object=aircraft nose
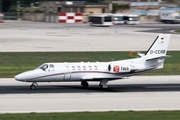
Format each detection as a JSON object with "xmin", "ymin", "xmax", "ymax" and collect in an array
[
  {"xmin": 15, "ymin": 70, "xmax": 38, "ymax": 82},
  {"xmin": 15, "ymin": 74, "xmax": 26, "ymax": 82}
]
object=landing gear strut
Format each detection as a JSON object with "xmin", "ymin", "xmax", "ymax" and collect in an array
[
  {"xmin": 81, "ymin": 81, "xmax": 89, "ymax": 88},
  {"xmin": 30, "ymin": 82, "xmax": 38, "ymax": 90},
  {"xmin": 99, "ymin": 80, "xmax": 108, "ymax": 89}
]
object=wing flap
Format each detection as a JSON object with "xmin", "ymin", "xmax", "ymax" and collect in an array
[
  {"xmin": 81, "ymin": 76, "xmax": 122, "ymax": 81},
  {"xmin": 146, "ymin": 55, "xmax": 171, "ymax": 61}
]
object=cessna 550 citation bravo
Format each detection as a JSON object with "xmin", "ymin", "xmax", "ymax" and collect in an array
[{"xmin": 15, "ymin": 34, "xmax": 171, "ymax": 90}]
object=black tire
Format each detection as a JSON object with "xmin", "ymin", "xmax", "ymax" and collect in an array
[
  {"xmin": 99, "ymin": 83, "xmax": 103, "ymax": 89},
  {"xmin": 81, "ymin": 81, "xmax": 89, "ymax": 88},
  {"xmin": 30, "ymin": 84, "xmax": 36, "ymax": 90}
]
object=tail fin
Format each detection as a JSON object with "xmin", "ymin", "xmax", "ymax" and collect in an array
[{"xmin": 145, "ymin": 34, "xmax": 171, "ymax": 60}]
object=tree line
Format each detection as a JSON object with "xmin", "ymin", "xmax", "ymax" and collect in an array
[{"xmin": 2, "ymin": 0, "xmax": 103, "ymax": 12}]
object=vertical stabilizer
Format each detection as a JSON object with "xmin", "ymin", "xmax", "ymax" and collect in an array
[{"xmin": 145, "ymin": 34, "xmax": 171, "ymax": 60}]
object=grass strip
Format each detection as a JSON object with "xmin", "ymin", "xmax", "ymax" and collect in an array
[
  {"xmin": 1, "ymin": 111, "xmax": 180, "ymax": 120},
  {"xmin": 175, "ymin": 29, "xmax": 180, "ymax": 33},
  {"xmin": 0, "ymin": 51, "xmax": 179, "ymax": 77}
]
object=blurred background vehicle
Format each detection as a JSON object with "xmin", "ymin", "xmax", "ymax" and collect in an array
[
  {"xmin": 113, "ymin": 14, "xmax": 139, "ymax": 25},
  {"xmin": 89, "ymin": 13, "xmax": 113, "ymax": 26},
  {"xmin": 160, "ymin": 11, "xmax": 180, "ymax": 24}
]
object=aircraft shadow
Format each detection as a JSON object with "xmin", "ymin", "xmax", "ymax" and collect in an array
[{"xmin": 1, "ymin": 83, "xmax": 180, "ymax": 94}]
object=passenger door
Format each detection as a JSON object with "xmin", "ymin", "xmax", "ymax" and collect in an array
[{"xmin": 64, "ymin": 65, "xmax": 71, "ymax": 80}]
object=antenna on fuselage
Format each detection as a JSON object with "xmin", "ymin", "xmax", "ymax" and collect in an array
[{"xmin": 111, "ymin": 58, "xmax": 115, "ymax": 62}]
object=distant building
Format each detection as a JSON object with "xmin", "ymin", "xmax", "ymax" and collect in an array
[
  {"xmin": 39, "ymin": 1, "xmax": 109, "ymax": 13},
  {"xmin": 0, "ymin": 0, "xmax": 2, "ymax": 12}
]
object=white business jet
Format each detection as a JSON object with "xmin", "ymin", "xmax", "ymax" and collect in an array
[{"xmin": 15, "ymin": 34, "xmax": 171, "ymax": 90}]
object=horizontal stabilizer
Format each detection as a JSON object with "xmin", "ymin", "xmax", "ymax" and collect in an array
[
  {"xmin": 137, "ymin": 53, "xmax": 145, "ymax": 57},
  {"xmin": 146, "ymin": 55, "xmax": 171, "ymax": 61}
]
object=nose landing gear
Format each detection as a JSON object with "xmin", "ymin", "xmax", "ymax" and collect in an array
[{"xmin": 30, "ymin": 82, "xmax": 38, "ymax": 90}]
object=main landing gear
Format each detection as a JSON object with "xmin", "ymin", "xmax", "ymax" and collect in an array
[
  {"xmin": 81, "ymin": 80, "xmax": 108, "ymax": 89},
  {"xmin": 30, "ymin": 82, "xmax": 38, "ymax": 90},
  {"xmin": 99, "ymin": 80, "xmax": 108, "ymax": 89},
  {"xmin": 81, "ymin": 81, "xmax": 89, "ymax": 88}
]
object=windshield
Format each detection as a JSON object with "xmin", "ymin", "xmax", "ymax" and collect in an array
[
  {"xmin": 129, "ymin": 17, "xmax": 138, "ymax": 21},
  {"xmin": 38, "ymin": 64, "xmax": 48, "ymax": 70},
  {"xmin": 89, "ymin": 17, "xmax": 102, "ymax": 24},
  {"xmin": 104, "ymin": 16, "xmax": 112, "ymax": 22},
  {"xmin": 114, "ymin": 16, "xmax": 123, "ymax": 21}
]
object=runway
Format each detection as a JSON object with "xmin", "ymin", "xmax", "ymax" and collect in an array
[{"xmin": 1, "ymin": 75, "xmax": 180, "ymax": 113}]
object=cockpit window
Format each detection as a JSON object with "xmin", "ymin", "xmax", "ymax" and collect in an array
[
  {"xmin": 49, "ymin": 64, "xmax": 54, "ymax": 68},
  {"xmin": 38, "ymin": 64, "xmax": 48, "ymax": 71}
]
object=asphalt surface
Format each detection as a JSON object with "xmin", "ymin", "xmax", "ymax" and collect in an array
[
  {"xmin": 122, "ymin": 22, "xmax": 180, "ymax": 34},
  {"xmin": 0, "ymin": 21, "xmax": 180, "ymax": 113},
  {"xmin": 0, "ymin": 21, "xmax": 180, "ymax": 52},
  {"xmin": 1, "ymin": 77, "xmax": 180, "ymax": 94},
  {"xmin": 1, "ymin": 76, "xmax": 180, "ymax": 113}
]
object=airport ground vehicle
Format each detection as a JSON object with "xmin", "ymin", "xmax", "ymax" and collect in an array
[
  {"xmin": 113, "ymin": 14, "xmax": 124, "ymax": 24},
  {"xmin": 113, "ymin": 14, "xmax": 139, "ymax": 25},
  {"xmin": 160, "ymin": 11, "xmax": 180, "ymax": 24},
  {"xmin": 89, "ymin": 14, "xmax": 113, "ymax": 26}
]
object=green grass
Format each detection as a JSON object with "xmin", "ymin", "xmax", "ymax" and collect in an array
[
  {"xmin": 0, "ymin": 51, "xmax": 180, "ymax": 77},
  {"xmin": 175, "ymin": 29, "xmax": 180, "ymax": 33},
  {"xmin": 1, "ymin": 111, "xmax": 180, "ymax": 120}
]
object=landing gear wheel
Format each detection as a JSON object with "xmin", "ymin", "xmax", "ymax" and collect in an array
[
  {"xmin": 99, "ymin": 80, "xmax": 108, "ymax": 89},
  {"xmin": 81, "ymin": 81, "xmax": 89, "ymax": 88},
  {"xmin": 99, "ymin": 83, "xmax": 103, "ymax": 89},
  {"xmin": 30, "ymin": 84, "xmax": 36, "ymax": 90},
  {"xmin": 30, "ymin": 82, "xmax": 38, "ymax": 90}
]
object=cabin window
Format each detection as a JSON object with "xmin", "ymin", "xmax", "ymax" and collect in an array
[
  {"xmin": 89, "ymin": 66, "xmax": 92, "ymax": 70},
  {"xmin": 89, "ymin": 17, "xmax": 102, "ymax": 24},
  {"xmin": 94, "ymin": 66, "xmax": 98, "ymax": 70},
  {"xmin": 104, "ymin": 16, "xmax": 112, "ymax": 22},
  {"xmin": 114, "ymin": 16, "xmax": 123, "ymax": 21},
  {"xmin": 72, "ymin": 66, "xmax": 75, "ymax": 70},
  {"xmin": 83, "ymin": 66, "xmax": 86, "ymax": 70},
  {"xmin": 131, "ymin": 17, "xmax": 138, "ymax": 21},
  {"xmin": 49, "ymin": 64, "xmax": 54, "ymax": 68},
  {"xmin": 77, "ymin": 66, "xmax": 81, "ymax": 70},
  {"xmin": 65, "ymin": 66, "xmax": 69, "ymax": 71},
  {"xmin": 124, "ymin": 16, "xmax": 129, "ymax": 21}
]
